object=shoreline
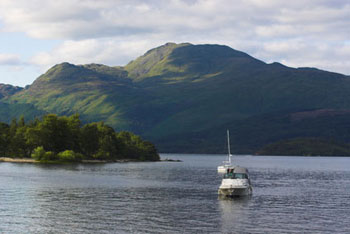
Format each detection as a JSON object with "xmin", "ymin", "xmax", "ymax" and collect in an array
[
  {"xmin": 0, "ymin": 157, "xmax": 37, "ymax": 163},
  {"xmin": 0, "ymin": 157, "xmax": 143, "ymax": 164},
  {"xmin": 0, "ymin": 157, "xmax": 179, "ymax": 164}
]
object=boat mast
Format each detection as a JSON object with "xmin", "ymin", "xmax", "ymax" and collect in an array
[{"xmin": 227, "ymin": 129, "xmax": 232, "ymax": 164}]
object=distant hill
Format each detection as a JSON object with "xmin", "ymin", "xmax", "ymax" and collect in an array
[
  {"xmin": 1, "ymin": 42, "xmax": 350, "ymax": 154},
  {"xmin": 0, "ymin": 84, "xmax": 23, "ymax": 99},
  {"xmin": 256, "ymin": 138, "xmax": 350, "ymax": 156}
]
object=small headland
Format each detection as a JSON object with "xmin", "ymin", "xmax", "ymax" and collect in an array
[
  {"xmin": 160, "ymin": 158, "xmax": 182, "ymax": 162},
  {"xmin": 0, "ymin": 114, "xmax": 160, "ymax": 164}
]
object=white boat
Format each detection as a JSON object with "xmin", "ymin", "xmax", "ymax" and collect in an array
[
  {"xmin": 217, "ymin": 130, "xmax": 235, "ymax": 173},
  {"xmin": 218, "ymin": 166, "xmax": 252, "ymax": 197}
]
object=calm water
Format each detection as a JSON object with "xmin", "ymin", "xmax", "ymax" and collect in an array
[{"xmin": 0, "ymin": 155, "xmax": 350, "ymax": 233}]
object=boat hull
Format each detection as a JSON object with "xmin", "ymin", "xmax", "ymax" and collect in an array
[{"xmin": 218, "ymin": 186, "xmax": 252, "ymax": 197}]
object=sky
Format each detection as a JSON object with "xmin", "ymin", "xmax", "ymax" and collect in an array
[{"xmin": 0, "ymin": 0, "xmax": 349, "ymax": 87}]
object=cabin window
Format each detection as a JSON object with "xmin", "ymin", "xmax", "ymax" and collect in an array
[{"xmin": 234, "ymin": 173, "xmax": 248, "ymax": 179}]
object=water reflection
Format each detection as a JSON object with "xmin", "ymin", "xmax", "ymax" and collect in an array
[{"xmin": 218, "ymin": 196, "xmax": 251, "ymax": 233}]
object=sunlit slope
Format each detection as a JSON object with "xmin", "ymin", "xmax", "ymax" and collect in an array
[{"xmin": 9, "ymin": 63, "xmax": 143, "ymax": 131}]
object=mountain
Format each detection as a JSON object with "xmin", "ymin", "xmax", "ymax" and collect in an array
[
  {"xmin": 2, "ymin": 42, "xmax": 350, "ymax": 153},
  {"xmin": 0, "ymin": 84, "xmax": 23, "ymax": 99},
  {"xmin": 0, "ymin": 83, "xmax": 45, "ymax": 123}
]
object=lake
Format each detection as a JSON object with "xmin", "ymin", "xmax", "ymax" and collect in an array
[{"xmin": 0, "ymin": 154, "xmax": 349, "ymax": 233}]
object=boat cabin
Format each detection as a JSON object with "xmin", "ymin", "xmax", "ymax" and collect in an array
[{"xmin": 224, "ymin": 167, "xmax": 249, "ymax": 179}]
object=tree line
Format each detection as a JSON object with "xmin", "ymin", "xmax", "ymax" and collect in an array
[
  {"xmin": 256, "ymin": 137, "xmax": 350, "ymax": 156},
  {"xmin": 0, "ymin": 114, "xmax": 159, "ymax": 162}
]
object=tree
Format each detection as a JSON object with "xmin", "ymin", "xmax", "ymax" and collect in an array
[
  {"xmin": 80, "ymin": 123, "xmax": 99, "ymax": 158},
  {"xmin": 65, "ymin": 113, "xmax": 81, "ymax": 152},
  {"xmin": 57, "ymin": 150, "xmax": 82, "ymax": 162},
  {"xmin": 10, "ymin": 126, "xmax": 28, "ymax": 157},
  {"xmin": 31, "ymin": 146, "xmax": 57, "ymax": 161},
  {"xmin": 37, "ymin": 114, "xmax": 80, "ymax": 153},
  {"xmin": 0, "ymin": 123, "xmax": 9, "ymax": 156},
  {"xmin": 116, "ymin": 131, "xmax": 159, "ymax": 160},
  {"xmin": 6, "ymin": 117, "xmax": 31, "ymax": 157},
  {"xmin": 25, "ymin": 125, "xmax": 44, "ymax": 156},
  {"xmin": 95, "ymin": 123, "xmax": 119, "ymax": 159},
  {"xmin": 31, "ymin": 146, "xmax": 46, "ymax": 161},
  {"xmin": 18, "ymin": 116, "xmax": 25, "ymax": 127}
]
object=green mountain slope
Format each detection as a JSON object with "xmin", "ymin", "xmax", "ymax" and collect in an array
[
  {"xmin": 2, "ymin": 42, "xmax": 350, "ymax": 153},
  {"xmin": 10, "ymin": 63, "xmax": 141, "ymax": 130}
]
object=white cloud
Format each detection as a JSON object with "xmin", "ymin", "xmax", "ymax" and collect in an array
[
  {"xmin": 30, "ymin": 38, "xmax": 162, "ymax": 71},
  {"xmin": 253, "ymin": 40, "xmax": 350, "ymax": 75},
  {"xmin": 0, "ymin": 0, "xmax": 349, "ymax": 80},
  {"xmin": 0, "ymin": 53, "xmax": 22, "ymax": 66},
  {"xmin": 1, "ymin": 0, "xmax": 347, "ymax": 41}
]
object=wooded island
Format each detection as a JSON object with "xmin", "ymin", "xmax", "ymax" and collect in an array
[{"xmin": 0, "ymin": 114, "xmax": 159, "ymax": 162}]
